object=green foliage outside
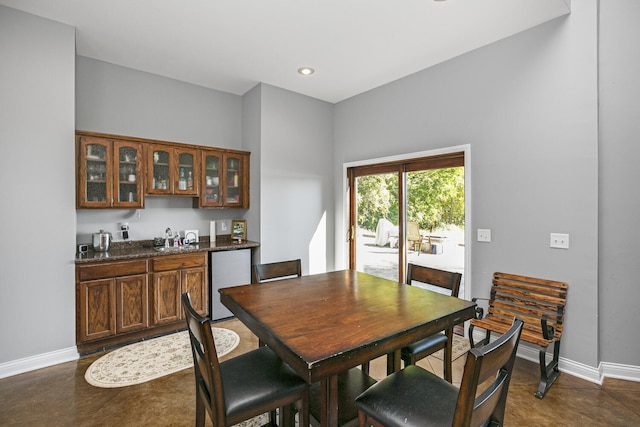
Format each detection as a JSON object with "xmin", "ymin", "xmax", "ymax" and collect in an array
[{"xmin": 356, "ymin": 167, "xmax": 464, "ymax": 232}]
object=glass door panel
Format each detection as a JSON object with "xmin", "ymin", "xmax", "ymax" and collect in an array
[
  {"xmin": 202, "ymin": 152, "xmax": 221, "ymax": 206},
  {"xmin": 79, "ymin": 137, "xmax": 112, "ymax": 208},
  {"xmin": 353, "ymin": 173, "xmax": 400, "ymax": 281},
  {"xmin": 224, "ymin": 154, "xmax": 242, "ymax": 206},
  {"xmin": 176, "ymin": 151, "xmax": 196, "ymax": 194},
  {"xmin": 406, "ymin": 167, "xmax": 465, "ymax": 293},
  {"xmin": 149, "ymin": 146, "xmax": 172, "ymax": 194},
  {"xmin": 114, "ymin": 141, "xmax": 143, "ymax": 208}
]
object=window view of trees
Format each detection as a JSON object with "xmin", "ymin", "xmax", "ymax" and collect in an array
[{"xmin": 356, "ymin": 167, "xmax": 464, "ymax": 233}]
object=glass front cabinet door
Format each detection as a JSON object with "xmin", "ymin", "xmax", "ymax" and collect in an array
[
  {"xmin": 78, "ymin": 136, "xmax": 112, "ymax": 208},
  {"xmin": 147, "ymin": 145, "xmax": 198, "ymax": 196},
  {"xmin": 77, "ymin": 136, "xmax": 144, "ymax": 209},
  {"xmin": 223, "ymin": 153, "xmax": 247, "ymax": 208},
  {"xmin": 175, "ymin": 147, "xmax": 198, "ymax": 196},
  {"xmin": 147, "ymin": 145, "xmax": 173, "ymax": 195},
  {"xmin": 113, "ymin": 140, "xmax": 144, "ymax": 208},
  {"xmin": 200, "ymin": 150, "xmax": 222, "ymax": 207}
]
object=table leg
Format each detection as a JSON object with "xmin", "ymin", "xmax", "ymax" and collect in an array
[
  {"xmin": 320, "ymin": 375, "xmax": 339, "ymax": 427},
  {"xmin": 387, "ymin": 349, "xmax": 401, "ymax": 375}
]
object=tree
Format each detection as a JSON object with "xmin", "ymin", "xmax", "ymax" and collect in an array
[{"xmin": 356, "ymin": 167, "xmax": 464, "ymax": 232}]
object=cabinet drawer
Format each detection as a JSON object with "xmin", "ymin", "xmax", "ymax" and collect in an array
[
  {"xmin": 152, "ymin": 253, "xmax": 206, "ymax": 272},
  {"xmin": 78, "ymin": 259, "xmax": 148, "ymax": 281}
]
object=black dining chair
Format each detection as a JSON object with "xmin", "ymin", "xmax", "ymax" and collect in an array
[
  {"xmin": 182, "ymin": 292, "xmax": 310, "ymax": 427},
  {"xmin": 398, "ymin": 263, "xmax": 462, "ymax": 382},
  {"xmin": 253, "ymin": 259, "xmax": 375, "ymax": 427},
  {"xmin": 355, "ymin": 318, "xmax": 524, "ymax": 427},
  {"xmin": 361, "ymin": 264, "xmax": 463, "ymax": 381},
  {"xmin": 253, "ymin": 259, "xmax": 302, "ymax": 283}
]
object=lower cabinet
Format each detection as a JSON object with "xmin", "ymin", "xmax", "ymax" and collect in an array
[
  {"xmin": 76, "ymin": 253, "xmax": 208, "ymax": 354},
  {"xmin": 151, "ymin": 253, "xmax": 208, "ymax": 324}
]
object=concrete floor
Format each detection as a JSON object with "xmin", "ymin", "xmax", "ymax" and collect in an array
[{"xmin": 1, "ymin": 318, "xmax": 639, "ymax": 426}]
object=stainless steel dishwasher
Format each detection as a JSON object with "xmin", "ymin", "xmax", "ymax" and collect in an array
[{"xmin": 209, "ymin": 249, "xmax": 251, "ymax": 320}]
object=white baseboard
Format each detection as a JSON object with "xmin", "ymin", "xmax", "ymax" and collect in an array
[
  {"xmin": 471, "ymin": 330, "xmax": 639, "ymax": 385},
  {"xmin": 0, "ymin": 347, "xmax": 79, "ymax": 380},
  {"xmin": 599, "ymin": 362, "xmax": 640, "ymax": 383}
]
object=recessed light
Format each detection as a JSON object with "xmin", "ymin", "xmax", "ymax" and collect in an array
[{"xmin": 297, "ymin": 67, "xmax": 315, "ymax": 76}]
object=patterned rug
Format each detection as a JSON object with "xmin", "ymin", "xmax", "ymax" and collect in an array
[
  {"xmin": 432, "ymin": 333, "xmax": 471, "ymax": 361},
  {"xmin": 85, "ymin": 327, "xmax": 239, "ymax": 388}
]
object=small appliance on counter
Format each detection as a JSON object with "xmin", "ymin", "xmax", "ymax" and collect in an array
[{"xmin": 92, "ymin": 230, "xmax": 112, "ymax": 252}]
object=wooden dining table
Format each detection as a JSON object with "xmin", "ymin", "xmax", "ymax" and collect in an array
[{"xmin": 219, "ymin": 269, "xmax": 476, "ymax": 427}]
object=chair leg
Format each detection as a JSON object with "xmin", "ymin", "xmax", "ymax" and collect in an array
[
  {"xmin": 443, "ymin": 329, "xmax": 453, "ymax": 383},
  {"xmin": 195, "ymin": 393, "xmax": 206, "ymax": 427},
  {"xmin": 535, "ymin": 340, "xmax": 561, "ymax": 399},
  {"xmin": 361, "ymin": 361, "xmax": 370, "ymax": 375}
]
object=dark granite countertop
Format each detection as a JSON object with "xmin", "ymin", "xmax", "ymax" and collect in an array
[{"xmin": 75, "ymin": 237, "xmax": 259, "ymax": 264}]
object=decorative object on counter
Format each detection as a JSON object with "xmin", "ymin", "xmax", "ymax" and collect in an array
[
  {"xmin": 153, "ymin": 237, "xmax": 164, "ymax": 247},
  {"xmin": 92, "ymin": 230, "xmax": 112, "ymax": 252},
  {"xmin": 184, "ymin": 229, "xmax": 199, "ymax": 245},
  {"xmin": 164, "ymin": 227, "xmax": 172, "ymax": 248},
  {"xmin": 231, "ymin": 219, "xmax": 246, "ymax": 243},
  {"xmin": 84, "ymin": 327, "xmax": 239, "ymax": 388}
]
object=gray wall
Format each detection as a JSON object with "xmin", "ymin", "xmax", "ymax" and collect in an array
[
  {"xmin": 0, "ymin": 6, "xmax": 76, "ymax": 363},
  {"xmin": 334, "ymin": 1, "xmax": 600, "ymax": 367},
  {"xmin": 599, "ymin": 0, "xmax": 640, "ymax": 366},
  {"xmin": 3, "ymin": 0, "xmax": 639, "ymax": 375},
  {"xmin": 75, "ymin": 57, "xmax": 248, "ymax": 244},
  {"xmin": 255, "ymin": 84, "xmax": 335, "ymax": 273}
]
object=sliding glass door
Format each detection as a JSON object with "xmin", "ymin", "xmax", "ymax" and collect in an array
[{"xmin": 348, "ymin": 152, "xmax": 464, "ymax": 284}]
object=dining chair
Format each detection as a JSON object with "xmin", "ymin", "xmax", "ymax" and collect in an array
[
  {"xmin": 253, "ymin": 258, "xmax": 303, "ymax": 349},
  {"xmin": 253, "ymin": 259, "xmax": 302, "ymax": 283},
  {"xmin": 355, "ymin": 318, "xmax": 524, "ymax": 427},
  {"xmin": 400, "ymin": 263, "xmax": 462, "ymax": 382},
  {"xmin": 407, "ymin": 222, "xmax": 423, "ymax": 254},
  {"xmin": 182, "ymin": 292, "xmax": 310, "ymax": 427}
]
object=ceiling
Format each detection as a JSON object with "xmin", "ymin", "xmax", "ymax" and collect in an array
[{"xmin": 1, "ymin": 0, "xmax": 570, "ymax": 103}]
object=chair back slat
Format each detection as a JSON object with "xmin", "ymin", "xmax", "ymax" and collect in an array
[
  {"xmin": 406, "ymin": 263, "xmax": 462, "ymax": 297},
  {"xmin": 253, "ymin": 259, "xmax": 302, "ymax": 283},
  {"xmin": 454, "ymin": 318, "xmax": 524, "ymax": 427}
]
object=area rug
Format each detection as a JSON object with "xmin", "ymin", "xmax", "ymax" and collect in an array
[
  {"xmin": 432, "ymin": 333, "xmax": 471, "ymax": 361},
  {"xmin": 85, "ymin": 327, "xmax": 239, "ymax": 388}
]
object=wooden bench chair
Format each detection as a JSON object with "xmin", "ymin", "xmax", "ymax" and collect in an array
[{"xmin": 468, "ymin": 272, "xmax": 568, "ymax": 398}]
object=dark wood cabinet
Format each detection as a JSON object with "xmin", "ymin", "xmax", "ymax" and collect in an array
[
  {"xmin": 198, "ymin": 149, "xmax": 250, "ymax": 208},
  {"xmin": 77, "ymin": 131, "xmax": 250, "ymax": 209},
  {"xmin": 75, "ymin": 255, "xmax": 207, "ymax": 354},
  {"xmin": 116, "ymin": 274, "xmax": 149, "ymax": 334},
  {"xmin": 146, "ymin": 144, "xmax": 199, "ymax": 196},
  {"xmin": 151, "ymin": 253, "xmax": 208, "ymax": 325},
  {"xmin": 76, "ymin": 135, "xmax": 144, "ymax": 209},
  {"xmin": 77, "ymin": 278, "xmax": 116, "ymax": 342}
]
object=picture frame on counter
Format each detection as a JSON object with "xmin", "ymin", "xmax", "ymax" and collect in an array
[{"xmin": 231, "ymin": 219, "xmax": 246, "ymax": 243}]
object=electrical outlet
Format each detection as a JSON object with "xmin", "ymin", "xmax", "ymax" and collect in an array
[
  {"xmin": 550, "ymin": 233, "xmax": 569, "ymax": 249},
  {"xmin": 477, "ymin": 229, "xmax": 491, "ymax": 242}
]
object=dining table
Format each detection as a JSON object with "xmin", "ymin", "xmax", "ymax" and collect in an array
[{"xmin": 219, "ymin": 269, "xmax": 476, "ymax": 427}]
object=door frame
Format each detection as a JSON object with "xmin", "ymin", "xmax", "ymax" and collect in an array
[{"xmin": 341, "ymin": 144, "xmax": 472, "ymax": 300}]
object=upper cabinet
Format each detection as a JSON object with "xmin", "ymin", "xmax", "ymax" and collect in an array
[
  {"xmin": 76, "ymin": 131, "xmax": 249, "ymax": 209},
  {"xmin": 223, "ymin": 152, "xmax": 249, "ymax": 208},
  {"xmin": 146, "ymin": 144, "xmax": 199, "ymax": 196},
  {"xmin": 77, "ymin": 136, "xmax": 144, "ymax": 209},
  {"xmin": 197, "ymin": 149, "xmax": 249, "ymax": 208}
]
